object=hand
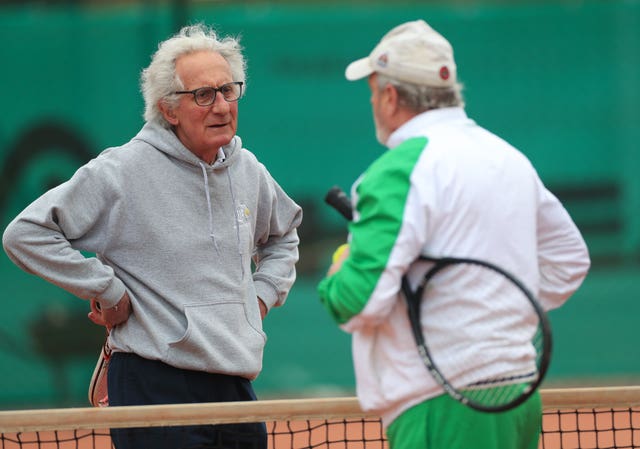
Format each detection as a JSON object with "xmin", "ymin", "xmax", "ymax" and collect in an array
[
  {"xmin": 327, "ymin": 243, "xmax": 350, "ymax": 276},
  {"xmin": 258, "ymin": 297, "xmax": 267, "ymax": 320},
  {"xmin": 88, "ymin": 292, "xmax": 132, "ymax": 329}
]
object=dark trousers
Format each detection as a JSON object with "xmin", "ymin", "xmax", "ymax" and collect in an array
[{"xmin": 108, "ymin": 352, "xmax": 267, "ymax": 449}]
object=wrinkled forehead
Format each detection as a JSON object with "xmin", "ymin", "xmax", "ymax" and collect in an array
[{"xmin": 176, "ymin": 51, "xmax": 232, "ymax": 87}]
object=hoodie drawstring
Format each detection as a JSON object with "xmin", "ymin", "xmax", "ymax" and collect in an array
[
  {"xmin": 199, "ymin": 161, "xmax": 246, "ymax": 279},
  {"xmin": 199, "ymin": 162, "xmax": 221, "ymax": 255}
]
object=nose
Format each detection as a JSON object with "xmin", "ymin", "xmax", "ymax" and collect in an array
[{"xmin": 210, "ymin": 91, "xmax": 231, "ymax": 112}]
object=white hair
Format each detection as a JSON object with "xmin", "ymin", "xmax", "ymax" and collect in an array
[
  {"xmin": 141, "ymin": 23, "xmax": 247, "ymax": 127},
  {"xmin": 377, "ymin": 74, "xmax": 465, "ymax": 112}
]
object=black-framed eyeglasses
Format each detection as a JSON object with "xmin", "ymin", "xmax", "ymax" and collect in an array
[{"xmin": 174, "ymin": 81, "xmax": 244, "ymax": 106}]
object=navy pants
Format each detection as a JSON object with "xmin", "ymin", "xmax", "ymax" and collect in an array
[{"xmin": 108, "ymin": 352, "xmax": 267, "ymax": 449}]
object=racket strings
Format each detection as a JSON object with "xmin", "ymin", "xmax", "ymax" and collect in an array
[{"xmin": 414, "ymin": 259, "xmax": 550, "ymax": 411}]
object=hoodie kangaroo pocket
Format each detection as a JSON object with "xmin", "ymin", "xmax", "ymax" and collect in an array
[{"xmin": 167, "ymin": 300, "xmax": 266, "ymax": 375}]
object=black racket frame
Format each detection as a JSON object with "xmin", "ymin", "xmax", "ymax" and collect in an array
[{"xmin": 401, "ymin": 255, "xmax": 553, "ymax": 412}]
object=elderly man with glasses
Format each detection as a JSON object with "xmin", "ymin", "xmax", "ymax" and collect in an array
[{"xmin": 3, "ymin": 23, "xmax": 302, "ymax": 449}]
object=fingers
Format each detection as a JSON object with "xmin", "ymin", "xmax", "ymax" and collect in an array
[
  {"xmin": 258, "ymin": 298, "xmax": 267, "ymax": 320},
  {"xmin": 88, "ymin": 298, "xmax": 108, "ymax": 326},
  {"xmin": 89, "ymin": 293, "xmax": 132, "ymax": 328},
  {"xmin": 90, "ymin": 298, "xmax": 102, "ymax": 314},
  {"xmin": 104, "ymin": 294, "xmax": 131, "ymax": 326},
  {"xmin": 88, "ymin": 310, "xmax": 107, "ymax": 326},
  {"xmin": 328, "ymin": 243, "xmax": 350, "ymax": 276}
]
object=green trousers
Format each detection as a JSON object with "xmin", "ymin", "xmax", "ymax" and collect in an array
[{"xmin": 386, "ymin": 391, "xmax": 541, "ymax": 449}]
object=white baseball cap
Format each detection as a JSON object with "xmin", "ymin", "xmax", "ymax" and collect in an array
[{"xmin": 345, "ymin": 20, "xmax": 457, "ymax": 88}]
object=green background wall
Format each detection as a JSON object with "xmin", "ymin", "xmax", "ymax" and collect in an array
[{"xmin": 0, "ymin": 0, "xmax": 638, "ymax": 408}]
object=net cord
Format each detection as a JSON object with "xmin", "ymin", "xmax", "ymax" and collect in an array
[{"xmin": 1, "ymin": 386, "xmax": 640, "ymax": 433}]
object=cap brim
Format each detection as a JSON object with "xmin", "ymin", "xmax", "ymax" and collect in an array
[{"xmin": 345, "ymin": 57, "xmax": 373, "ymax": 81}]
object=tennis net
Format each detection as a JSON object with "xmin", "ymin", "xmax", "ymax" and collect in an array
[{"xmin": 0, "ymin": 386, "xmax": 639, "ymax": 448}]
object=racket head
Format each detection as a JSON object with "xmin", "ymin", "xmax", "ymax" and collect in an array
[{"xmin": 405, "ymin": 256, "xmax": 552, "ymax": 413}]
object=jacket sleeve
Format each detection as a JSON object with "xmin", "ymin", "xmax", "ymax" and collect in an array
[
  {"xmin": 2, "ymin": 160, "xmax": 127, "ymax": 307},
  {"xmin": 316, "ymin": 166, "xmax": 411, "ymax": 327},
  {"xmin": 251, "ymin": 169, "xmax": 303, "ymax": 310},
  {"xmin": 536, "ymin": 181, "xmax": 591, "ymax": 310},
  {"xmin": 318, "ymin": 138, "xmax": 427, "ymax": 327}
]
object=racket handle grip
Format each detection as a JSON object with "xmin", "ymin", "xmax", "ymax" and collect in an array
[{"xmin": 325, "ymin": 186, "xmax": 353, "ymax": 221}]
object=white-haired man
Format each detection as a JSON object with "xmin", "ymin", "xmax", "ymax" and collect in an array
[{"xmin": 3, "ymin": 24, "xmax": 302, "ymax": 449}]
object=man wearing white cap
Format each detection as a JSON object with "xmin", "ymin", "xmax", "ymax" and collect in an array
[{"xmin": 318, "ymin": 20, "xmax": 589, "ymax": 449}]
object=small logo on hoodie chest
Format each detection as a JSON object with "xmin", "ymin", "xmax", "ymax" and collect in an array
[{"xmin": 236, "ymin": 204, "xmax": 251, "ymax": 224}]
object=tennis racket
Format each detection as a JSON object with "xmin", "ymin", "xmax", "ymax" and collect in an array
[
  {"xmin": 324, "ymin": 186, "xmax": 552, "ymax": 412},
  {"xmin": 88, "ymin": 330, "xmax": 111, "ymax": 407}
]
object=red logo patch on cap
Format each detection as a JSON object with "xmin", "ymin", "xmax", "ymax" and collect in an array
[{"xmin": 439, "ymin": 66, "xmax": 450, "ymax": 80}]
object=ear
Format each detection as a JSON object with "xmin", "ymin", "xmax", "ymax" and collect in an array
[
  {"xmin": 158, "ymin": 100, "xmax": 179, "ymax": 126},
  {"xmin": 381, "ymin": 83, "xmax": 400, "ymax": 118}
]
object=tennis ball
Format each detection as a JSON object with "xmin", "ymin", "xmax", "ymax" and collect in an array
[{"xmin": 332, "ymin": 243, "xmax": 350, "ymax": 264}]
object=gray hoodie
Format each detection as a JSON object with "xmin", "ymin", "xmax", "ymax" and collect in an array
[{"xmin": 3, "ymin": 121, "xmax": 302, "ymax": 379}]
